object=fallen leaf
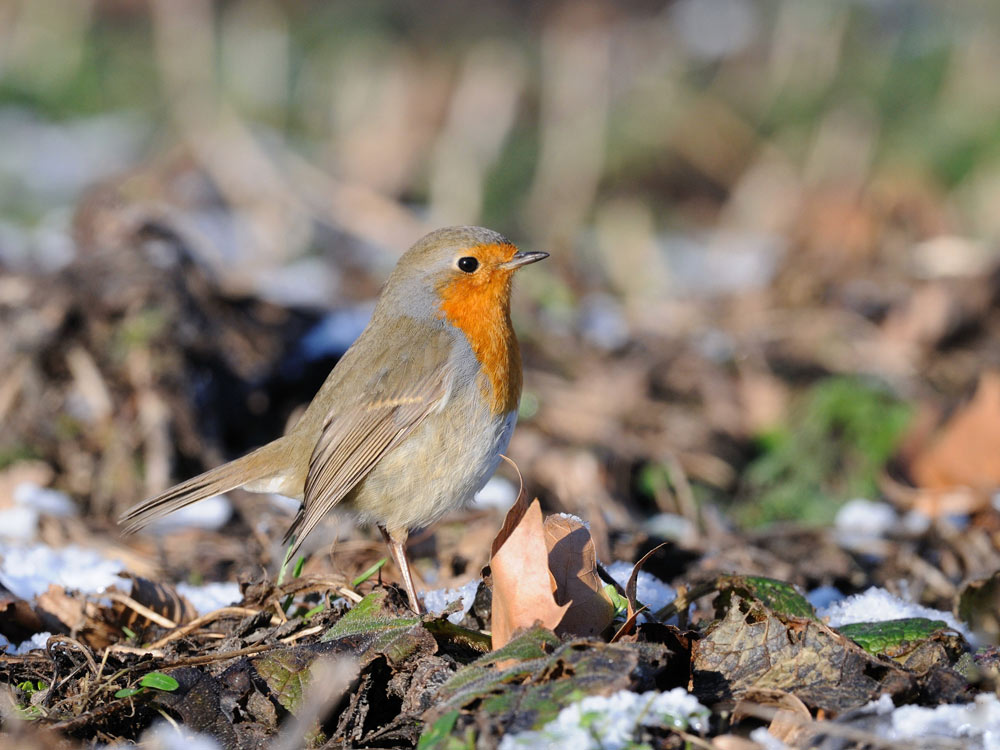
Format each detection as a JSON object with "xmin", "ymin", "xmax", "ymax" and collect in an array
[
  {"xmin": 610, "ymin": 543, "xmax": 667, "ymax": 642},
  {"xmin": 110, "ymin": 574, "xmax": 198, "ymax": 634},
  {"xmin": 693, "ymin": 594, "xmax": 917, "ymax": 714},
  {"xmin": 490, "ymin": 498, "xmax": 568, "ymax": 650},
  {"xmin": 910, "ymin": 372, "xmax": 1000, "ymax": 499},
  {"xmin": 958, "ymin": 572, "xmax": 1000, "ymax": 643},
  {"xmin": 733, "ymin": 688, "xmax": 812, "ymax": 746},
  {"xmin": 543, "ymin": 514, "xmax": 614, "ymax": 639},
  {"xmin": 34, "ymin": 585, "xmax": 120, "ymax": 648}
]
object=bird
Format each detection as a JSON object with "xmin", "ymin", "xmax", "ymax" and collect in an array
[{"xmin": 119, "ymin": 226, "xmax": 548, "ymax": 612}]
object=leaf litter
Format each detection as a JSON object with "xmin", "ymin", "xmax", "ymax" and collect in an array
[{"xmin": 5, "ymin": 122, "xmax": 1000, "ymax": 750}]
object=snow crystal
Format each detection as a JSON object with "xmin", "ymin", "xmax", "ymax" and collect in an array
[
  {"xmin": 119, "ymin": 721, "xmax": 224, "ymax": 750},
  {"xmin": 0, "ymin": 542, "xmax": 125, "ymax": 600},
  {"xmin": 749, "ymin": 727, "xmax": 793, "ymax": 750},
  {"xmin": 296, "ymin": 305, "xmax": 373, "ymax": 361},
  {"xmin": 498, "ymin": 689, "xmax": 709, "ymax": 750},
  {"xmin": 806, "ymin": 585, "xmax": 843, "ymax": 611},
  {"xmin": 0, "ymin": 505, "xmax": 41, "ymax": 540},
  {"xmin": 819, "ymin": 586, "xmax": 969, "ymax": 638},
  {"xmin": 146, "ymin": 494, "xmax": 232, "ymax": 532},
  {"xmin": 834, "ymin": 498, "xmax": 897, "ymax": 538},
  {"xmin": 554, "ymin": 512, "xmax": 589, "ymax": 529},
  {"xmin": 0, "ymin": 631, "xmax": 52, "ymax": 655},
  {"xmin": 13, "ymin": 482, "xmax": 77, "ymax": 516},
  {"xmin": 471, "ymin": 476, "xmax": 518, "ymax": 511},
  {"xmin": 176, "ymin": 581, "xmax": 242, "ymax": 615},
  {"xmin": 888, "ymin": 694, "xmax": 1000, "ymax": 748},
  {"xmin": 605, "ymin": 560, "xmax": 676, "ymax": 615},
  {"xmin": 643, "ymin": 512, "xmax": 697, "ymax": 542},
  {"xmin": 422, "ymin": 579, "xmax": 480, "ymax": 624},
  {"xmin": 0, "ymin": 482, "xmax": 78, "ymax": 541}
]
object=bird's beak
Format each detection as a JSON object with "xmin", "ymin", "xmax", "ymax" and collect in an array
[{"xmin": 501, "ymin": 251, "xmax": 549, "ymax": 270}]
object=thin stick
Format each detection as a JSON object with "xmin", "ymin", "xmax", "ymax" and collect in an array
[
  {"xmin": 106, "ymin": 592, "xmax": 177, "ymax": 629},
  {"xmin": 146, "ymin": 606, "xmax": 274, "ymax": 650}
]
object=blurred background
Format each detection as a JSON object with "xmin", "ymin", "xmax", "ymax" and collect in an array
[{"xmin": 3, "ymin": 0, "xmax": 1000, "ymax": 596}]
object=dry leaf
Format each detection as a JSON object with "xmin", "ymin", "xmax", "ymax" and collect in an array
[
  {"xmin": 111, "ymin": 574, "xmax": 198, "ymax": 632},
  {"xmin": 734, "ymin": 688, "xmax": 813, "ymax": 746},
  {"xmin": 910, "ymin": 372, "xmax": 1000, "ymax": 502},
  {"xmin": 543, "ymin": 514, "xmax": 614, "ymax": 638},
  {"xmin": 610, "ymin": 543, "xmax": 667, "ymax": 642},
  {"xmin": 490, "ymin": 497, "xmax": 568, "ymax": 650},
  {"xmin": 34, "ymin": 585, "xmax": 120, "ymax": 648}
]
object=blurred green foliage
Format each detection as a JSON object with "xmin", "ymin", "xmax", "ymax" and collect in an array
[{"xmin": 739, "ymin": 376, "xmax": 911, "ymax": 527}]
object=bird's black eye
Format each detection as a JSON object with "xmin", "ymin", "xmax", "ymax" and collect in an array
[{"xmin": 457, "ymin": 256, "xmax": 479, "ymax": 273}]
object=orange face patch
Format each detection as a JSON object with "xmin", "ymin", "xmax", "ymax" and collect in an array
[{"xmin": 437, "ymin": 243, "xmax": 523, "ymax": 416}]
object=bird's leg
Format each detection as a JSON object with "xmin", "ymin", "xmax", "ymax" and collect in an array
[{"xmin": 379, "ymin": 525, "xmax": 422, "ymax": 614}]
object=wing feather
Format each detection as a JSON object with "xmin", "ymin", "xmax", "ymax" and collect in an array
[{"xmin": 283, "ymin": 358, "xmax": 452, "ymax": 553}]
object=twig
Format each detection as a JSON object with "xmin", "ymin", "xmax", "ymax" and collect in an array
[
  {"xmin": 106, "ymin": 592, "xmax": 178, "ymax": 629},
  {"xmin": 163, "ymin": 643, "xmax": 276, "ymax": 667},
  {"xmin": 46, "ymin": 635, "xmax": 99, "ymax": 677},
  {"xmin": 337, "ymin": 587, "xmax": 364, "ymax": 604},
  {"xmin": 280, "ymin": 625, "xmax": 323, "ymax": 644},
  {"xmin": 146, "ymin": 606, "xmax": 274, "ymax": 650}
]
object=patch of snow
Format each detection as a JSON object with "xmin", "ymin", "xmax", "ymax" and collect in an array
[
  {"xmin": 749, "ymin": 727, "xmax": 793, "ymax": 749},
  {"xmin": 0, "ymin": 483, "xmax": 76, "ymax": 541},
  {"xmin": 0, "ymin": 506, "xmax": 41, "ymax": 541},
  {"xmin": 176, "ymin": 581, "xmax": 242, "ymax": 615},
  {"xmin": 267, "ymin": 493, "xmax": 301, "ymax": 512},
  {"xmin": 471, "ymin": 476, "xmax": 518, "ymax": 511},
  {"xmin": 806, "ymin": 585, "xmax": 844, "ymax": 611},
  {"xmin": 147, "ymin": 495, "xmax": 232, "ymax": 532},
  {"xmin": 605, "ymin": 560, "xmax": 676, "ymax": 615},
  {"xmin": 868, "ymin": 693, "xmax": 896, "ymax": 715},
  {"xmin": 835, "ymin": 498, "xmax": 897, "ymax": 538},
  {"xmin": 498, "ymin": 688, "xmax": 709, "ymax": 750},
  {"xmin": 257, "ymin": 256, "xmax": 339, "ymax": 309},
  {"xmin": 297, "ymin": 304, "xmax": 374, "ymax": 361},
  {"xmin": 0, "ymin": 631, "xmax": 52, "ymax": 655},
  {"xmin": 660, "ymin": 228, "xmax": 783, "ymax": 297},
  {"xmin": 887, "ymin": 693, "xmax": 1000, "ymax": 748},
  {"xmin": 902, "ymin": 510, "xmax": 932, "ymax": 535},
  {"xmin": 819, "ymin": 586, "xmax": 970, "ymax": 639},
  {"xmin": 422, "ymin": 579, "xmax": 479, "ymax": 624},
  {"xmin": 130, "ymin": 721, "xmax": 224, "ymax": 750},
  {"xmin": 643, "ymin": 512, "xmax": 697, "ymax": 542},
  {"xmin": 13, "ymin": 482, "xmax": 77, "ymax": 516},
  {"xmin": 0, "ymin": 543, "xmax": 125, "ymax": 600},
  {"xmin": 578, "ymin": 293, "xmax": 629, "ymax": 351}
]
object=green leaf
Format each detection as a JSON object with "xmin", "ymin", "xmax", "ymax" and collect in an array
[
  {"xmin": 352, "ymin": 557, "xmax": 388, "ymax": 587},
  {"xmin": 417, "ymin": 710, "xmax": 464, "ymax": 750},
  {"xmin": 717, "ymin": 575, "xmax": 817, "ymax": 620},
  {"xmin": 139, "ymin": 672, "xmax": 179, "ymax": 692},
  {"xmin": 322, "ymin": 590, "xmax": 420, "ymax": 641},
  {"xmin": 837, "ymin": 618, "xmax": 949, "ymax": 655},
  {"xmin": 277, "ymin": 538, "xmax": 298, "ymax": 585},
  {"xmin": 605, "ymin": 583, "xmax": 628, "ymax": 619},
  {"xmin": 115, "ymin": 687, "xmax": 143, "ymax": 699},
  {"xmin": 304, "ymin": 603, "xmax": 326, "ymax": 620},
  {"xmin": 254, "ymin": 649, "xmax": 314, "ymax": 713}
]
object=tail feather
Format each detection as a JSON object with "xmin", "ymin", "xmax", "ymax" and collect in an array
[{"xmin": 119, "ymin": 438, "xmax": 293, "ymax": 533}]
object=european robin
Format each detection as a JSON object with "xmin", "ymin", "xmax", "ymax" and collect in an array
[{"xmin": 119, "ymin": 226, "xmax": 547, "ymax": 612}]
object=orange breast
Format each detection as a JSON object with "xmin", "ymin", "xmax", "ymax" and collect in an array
[{"xmin": 437, "ymin": 245, "xmax": 523, "ymax": 416}]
